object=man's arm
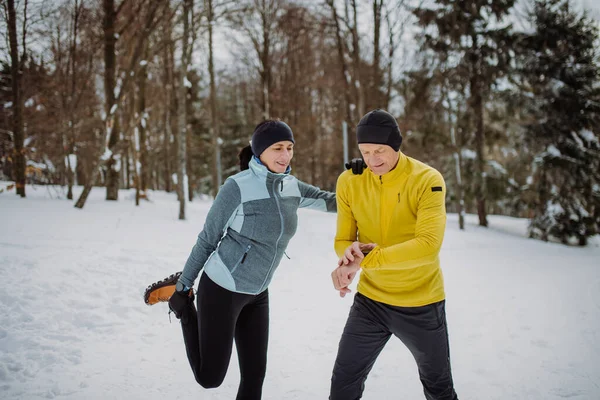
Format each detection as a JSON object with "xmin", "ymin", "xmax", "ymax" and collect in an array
[
  {"xmin": 361, "ymin": 172, "xmax": 446, "ymax": 270},
  {"xmin": 334, "ymin": 172, "xmax": 358, "ymax": 257}
]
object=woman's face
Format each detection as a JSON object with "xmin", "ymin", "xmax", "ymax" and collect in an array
[{"xmin": 260, "ymin": 140, "xmax": 294, "ymax": 173}]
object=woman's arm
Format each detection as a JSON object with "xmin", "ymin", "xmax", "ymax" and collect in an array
[
  {"xmin": 297, "ymin": 180, "xmax": 337, "ymax": 212},
  {"xmin": 179, "ymin": 179, "xmax": 242, "ymax": 289}
]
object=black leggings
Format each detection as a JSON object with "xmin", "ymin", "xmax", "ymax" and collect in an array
[{"xmin": 181, "ymin": 273, "xmax": 269, "ymax": 400}]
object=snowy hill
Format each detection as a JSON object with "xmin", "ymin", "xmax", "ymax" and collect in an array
[{"xmin": 1, "ymin": 184, "xmax": 599, "ymax": 400}]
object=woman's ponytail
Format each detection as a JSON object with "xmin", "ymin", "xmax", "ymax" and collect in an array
[{"xmin": 238, "ymin": 145, "xmax": 254, "ymax": 171}]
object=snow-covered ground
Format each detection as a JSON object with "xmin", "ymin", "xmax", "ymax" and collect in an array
[{"xmin": 1, "ymin": 183, "xmax": 599, "ymax": 400}]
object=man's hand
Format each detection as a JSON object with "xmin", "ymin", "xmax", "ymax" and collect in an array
[
  {"xmin": 339, "ymin": 241, "xmax": 377, "ymax": 266},
  {"xmin": 331, "ymin": 261, "xmax": 361, "ymax": 297}
]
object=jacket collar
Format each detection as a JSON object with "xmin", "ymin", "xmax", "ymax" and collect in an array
[
  {"xmin": 249, "ymin": 156, "xmax": 291, "ymax": 182},
  {"xmin": 366, "ymin": 151, "xmax": 409, "ymax": 185}
]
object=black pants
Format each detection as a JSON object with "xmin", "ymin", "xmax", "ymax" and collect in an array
[
  {"xmin": 330, "ymin": 293, "xmax": 458, "ymax": 400},
  {"xmin": 181, "ymin": 273, "xmax": 269, "ymax": 400}
]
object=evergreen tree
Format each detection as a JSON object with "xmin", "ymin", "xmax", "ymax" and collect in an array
[
  {"xmin": 414, "ymin": 0, "xmax": 516, "ymax": 227},
  {"xmin": 519, "ymin": 0, "xmax": 600, "ymax": 245}
]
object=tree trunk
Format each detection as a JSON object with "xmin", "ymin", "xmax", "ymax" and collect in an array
[
  {"xmin": 137, "ymin": 45, "xmax": 149, "ymax": 196},
  {"xmin": 372, "ymin": 0, "xmax": 383, "ymax": 106},
  {"xmin": 350, "ymin": 0, "xmax": 364, "ymax": 120},
  {"xmin": 448, "ymin": 98, "xmax": 464, "ymax": 230},
  {"xmin": 469, "ymin": 34, "xmax": 487, "ymax": 227},
  {"xmin": 7, "ymin": 0, "xmax": 26, "ymax": 197},
  {"xmin": 327, "ymin": 0, "xmax": 356, "ymax": 158},
  {"xmin": 74, "ymin": 1, "xmax": 162, "ymax": 208},
  {"xmin": 177, "ymin": 0, "xmax": 193, "ymax": 220},
  {"xmin": 66, "ymin": 0, "xmax": 81, "ymax": 201},
  {"xmin": 207, "ymin": 0, "xmax": 222, "ymax": 197},
  {"xmin": 163, "ymin": 21, "xmax": 174, "ymax": 193},
  {"xmin": 261, "ymin": 3, "xmax": 271, "ymax": 120},
  {"xmin": 125, "ymin": 149, "xmax": 131, "ymax": 189},
  {"xmin": 186, "ymin": 101, "xmax": 194, "ymax": 202},
  {"xmin": 75, "ymin": 163, "xmax": 101, "ymax": 208},
  {"xmin": 103, "ymin": 0, "xmax": 120, "ymax": 201}
]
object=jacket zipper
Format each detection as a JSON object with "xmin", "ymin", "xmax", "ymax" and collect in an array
[
  {"xmin": 231, "ymin": 244, "xmax": 252, "ymax": 274},
  {"xmin": 380, "ymin": 174, "xmax": 384, "ymax": 242},
  {"xmin": 260, "ymin": 178, "xmax": 284, "ymax": 291},
  {"xmin": 241, "ymin": 244, "xmax": 251, "ymax": 263}
]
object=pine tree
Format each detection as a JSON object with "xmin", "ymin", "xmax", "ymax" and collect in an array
[
  {"xmin": 519, "ymin": 0, "xmax": 600, "ymax": 245},
  {"xmin": 414, "ymin": 0, "xmax": 516, "ymax": 227}
]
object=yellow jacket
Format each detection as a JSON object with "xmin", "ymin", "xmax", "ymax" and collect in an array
[{"xmin": 335, "ymin": 152, "xmax": 447, "ymax": 307}]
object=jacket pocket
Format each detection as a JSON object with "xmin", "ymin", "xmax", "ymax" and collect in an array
[{"xmin": 230, "ymin": 244, "xmax": 252, "ymax": 274}]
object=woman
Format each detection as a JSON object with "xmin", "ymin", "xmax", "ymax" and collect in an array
[{"xmin": 144, "ymin": 120, "xmax": 336, "ymax": 400}]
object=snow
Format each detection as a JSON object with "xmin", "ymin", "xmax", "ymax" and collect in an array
[
  {"xmin": 546, "ymin": 199, "xmax": 565, "ymax": 216},
  {"xmin": 579, "ymin": 129, "xmax": 598, "ymax": 143},
  {"xmin": 100, "ymin": 149, "xmax": 113, "ymax": 161},
  {"xmin": 0, "ymin": 184, "xmax": 599, "ymax": 400},
  {"xmin": 134, "ymin": 127, "xmax": 140, "ymax": 152},
  {"xmin": 24, "ymin": 137, "xmax": 35, "ymax": 147},
  {"xmin": 546, "ymin": 145, "xmax": 561, "ymax": 157},
  {"xmin": 24, "ymin": 98, "xmax": 35, "ymax": 108},
  {"xmin": 487, "ymin": 160, "xmax": 507, "ymax": 175},
  {"xmin": 184, "ymin": 76, "xmax": 192, "ymax": 88},
  {"xmin": 461, "ymin": 149, "xmax": 477, "ymax": 159},
  {"xmin": 65, "ymin": 154, "xmax": 77, "ymax": 173},
  {"xmin": 25, "ymin": 160, "xmax": 47, "ymax": 170},
  {"xmin": 572, "ymin": 131, "xmax": 585, "ymax": 148}
]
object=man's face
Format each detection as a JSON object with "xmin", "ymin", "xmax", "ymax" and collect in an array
[{"xmin": 358, "ymin": 143, "xmax": 400, "ymax": 175}]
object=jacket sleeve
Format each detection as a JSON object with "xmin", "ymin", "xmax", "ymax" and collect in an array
[
  {"xmin": 334, "ymin": 171, "xmax": 357, "ymax": 257},
  {"xmin": 361, "ymin": 171, "xmax": 446, "ymax": 270},
  {"xmin": 298, "ymin": 180, "xmax": 337, "ymax": 212},
  {"xmin": 179, "ymin": 178, "xmax": 241, "ymax": 288}
]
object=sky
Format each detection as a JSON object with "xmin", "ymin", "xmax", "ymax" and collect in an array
[{"xmin": 1, "ymin": 182, "xmax": 599, "ymax": 400}]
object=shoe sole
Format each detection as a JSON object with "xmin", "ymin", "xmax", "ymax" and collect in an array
[{"xmin": 144, "ymin": 272, "xmax": 182, "ymax": 305}]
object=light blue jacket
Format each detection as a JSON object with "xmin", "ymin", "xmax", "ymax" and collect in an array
[{"xmin": 178, "ymin": 157, "xmax": 336, "ymax": 294}]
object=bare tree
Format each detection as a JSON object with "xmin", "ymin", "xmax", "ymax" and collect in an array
[
  {"xmin": 75, "ymin": 0, "xmax": 166, "ymax": 209},
  {"xmin": 136, "ymin": 44, "xmax": 149, "ymax": 199},
  {"xmin": 228, "ymin": 0, "xmax": 281, "ymax": 121},
  {"xmin": 346, "ymin": 0, "xmax": 364, "ymax": 118},
  {"xmin": 176, "ymin": 0, "xmax": 194, "ymax": 219},
  {"xmin": 206, "ymin": 0, "xmax": 222, "ymax": 197},
  {"xmin": 5, "ymin": 0, "xmax": 27, "ymax": 197},
  {"xmin": 372, "ymin": 0, "xmax": 384, "ymax": 106},
  {"xmin": 326, "ymin": 0, "xmax": 356, "ymax": 157}
]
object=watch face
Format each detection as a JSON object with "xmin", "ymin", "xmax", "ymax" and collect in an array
[{"xmin": 176, "ymin": 281, "xmax": 185, "ymax": 292}]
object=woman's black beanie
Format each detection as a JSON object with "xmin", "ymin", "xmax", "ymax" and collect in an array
[{"xmin": 251, "ymin": 120, "xmax": 295, "ymax": 157}]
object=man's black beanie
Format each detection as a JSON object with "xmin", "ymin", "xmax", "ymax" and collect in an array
[
  {"xmin": 251, "ymin": 120, "xmax": 295, "ymax": 157},
  {"xmin": 356, "ymin": 109, "xmax": 402, "ymax": 151}
]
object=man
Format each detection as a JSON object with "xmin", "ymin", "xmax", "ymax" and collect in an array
[{"xmin": 330, "ymin": 109, "xmax": 459, "ymax": 400}]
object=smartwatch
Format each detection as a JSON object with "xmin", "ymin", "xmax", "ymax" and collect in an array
[{"xmin": 176, "ymin": 281, "xmax": 189, "ymax": 292}]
